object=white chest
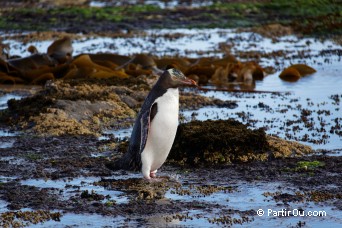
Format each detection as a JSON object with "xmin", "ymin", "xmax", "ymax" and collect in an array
[{"xmin": 141, "ymin": 88, "xmax": 179, "ymax": 171}]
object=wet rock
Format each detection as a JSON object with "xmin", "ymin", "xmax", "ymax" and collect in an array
[
  {"xmin": 120, "ymin": 95, "xmax": 139, "ymax": 109},
  {"xmin": 80, "ymin": 190, "xmax": 105, "ymax": 201}
]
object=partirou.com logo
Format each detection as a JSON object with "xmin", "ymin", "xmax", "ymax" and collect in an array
[{"xmin": 257, "ymin": 208, "xmax": 327, "ymax": 217}]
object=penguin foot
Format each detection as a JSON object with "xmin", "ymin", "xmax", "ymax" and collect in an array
[
  {"xmin": 150, "ymin": 170, "xmax": 157, "ymax": 178},
  {"xmin": 143, "ymin": 170, "xmax": 162, "ymax": 182}
]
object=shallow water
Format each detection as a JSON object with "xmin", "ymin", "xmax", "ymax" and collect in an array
[
  {"xmin": 0, "ymin": 141, "xmax": 14, "ymax": 148},
  {"xmin": 21, "ymin": 176, "xmax": 129, "ymax": 204},
  {"xmin": 19, "ymin": 174, "xmax": 342, "ymax": 227},
  {"xmin": 0, "ymin": 93, "xmax": 20, "ymax": 145},
  {"xmin": 171, "ymin": 182, "xmax": 342, "ymax": 227},
  {"xmin": 30, "ymin": 213, "xmax": 129, "ymax": 228},
  {"xmin": 0, "ymin": 130, "xmax": 17, "ymax": 137},
  {"xmin": 99, "ymin": 128, "xmax": 132, "ymax": 140}
]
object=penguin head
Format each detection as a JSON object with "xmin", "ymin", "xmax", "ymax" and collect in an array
[{"xmin": 164, "ymin": 68, "xmax": 197, "ymax": 88}]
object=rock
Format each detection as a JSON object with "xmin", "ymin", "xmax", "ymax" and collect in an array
[{"xmin": 120, "ymin": 95, "xmax": 138, "ymax": 109}]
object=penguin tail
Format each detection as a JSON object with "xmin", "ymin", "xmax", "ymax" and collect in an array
[
  {"xmin": 105, "ymin": 159, "xmax": 123, "ymax": 171},
  {"xmin": 105, "ymin": 149, "xmax": 142, "ymax": 172}
]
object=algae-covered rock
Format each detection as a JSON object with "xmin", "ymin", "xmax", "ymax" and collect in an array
[
  {"xmin": 0, "ymin": 210, "xmax": 61, "ymax": 228},
  {"xmin": 0, "ymin": 80, "xmax": 136, "ymax": 136},
  {"xmin": 169, "ymin": 119, "xmax": 270, "ymax": 165},
  {"xmin": 29, "ymin": 108, "xmax": 93, "ymax": 136},
  {"xmin": 169, "ymin": 119, "xmax": 313, "ymax": 166}
]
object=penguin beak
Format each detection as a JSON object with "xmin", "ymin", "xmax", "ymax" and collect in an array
[{"xmin": 180, "ymin": 77, "xmax": 198, "ymax": 87}]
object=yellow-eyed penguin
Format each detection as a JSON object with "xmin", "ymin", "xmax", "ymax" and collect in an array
[{"xmin": 106, "ymin": 68, "xmax": 197, "ymax": 179}]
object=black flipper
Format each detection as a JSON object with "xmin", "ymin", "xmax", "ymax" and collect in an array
[
  {"xmin": 140, "ymin": 102, "xmax": 157, "ymax": 153},
  {"xmin": 139, "ymin": 110, "xmax": 150, "ymax": 154}
]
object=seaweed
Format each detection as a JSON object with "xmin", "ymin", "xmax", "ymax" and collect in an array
[{"xmin": 169, "ymin": 119, "xmax": 270, "ymax": 165}]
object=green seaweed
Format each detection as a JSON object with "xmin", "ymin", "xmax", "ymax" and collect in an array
[
  {"xmin": 296, "ymin": 160, "xmax": 325, "ymax": 170},
  {"xmin": 0, "ymin": 1, "xmax": 340, "ymax": 36}
]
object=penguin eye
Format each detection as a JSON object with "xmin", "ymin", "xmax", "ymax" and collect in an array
[{"xmin": 169, "ymin": 69, "xmax": 184, "ymax": 79}]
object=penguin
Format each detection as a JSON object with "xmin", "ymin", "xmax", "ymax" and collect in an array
[{"xmin": 106, "ymin": 68, "xmax": 197, "ymax": 179}]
